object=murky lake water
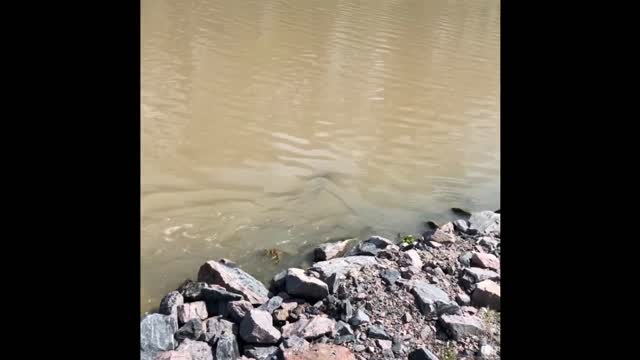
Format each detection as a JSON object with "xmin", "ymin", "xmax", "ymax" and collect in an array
[{"xmin": 141, "ymin": 0, "xmax": 500, "ymax": 313}]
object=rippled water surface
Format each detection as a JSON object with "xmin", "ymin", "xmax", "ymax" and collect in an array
[{"xmin": 141, "ymin": 0, "xmax": 500, "ymax": 313}]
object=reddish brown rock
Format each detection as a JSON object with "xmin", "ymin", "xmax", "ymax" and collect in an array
[
  {"xmin": 283, "ymin": 344, "xmax": 356, "ymax": 360},
  {"xmin": 472, "ymin": 280, "xmax": 501, "ymax": 310},
  {"xmin": 471, "ymin": 252, "xmax": 500, "ymax": 271}
]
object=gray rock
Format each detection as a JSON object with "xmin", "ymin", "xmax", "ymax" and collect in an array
[
  {"xmin": 438, "ymin": 314, "xmax": 485, "ymax": 340},
  {"xmin": 311, "ymin": 256, "xmax": 378, "ymax": 281},
  {"xmin": 201, "ymin": 284, "xmax": 244, "ymax": 302},
  {"xmin": 336, "ymin": 320, "xmax": 354, "ymax": 336},
  {"xmin": 326, "ymin": 273, "xmax": 341, "ymax": 294},
  {"xmin": 480, "ymin": 344, "xmax": 495, "ymax": 358},
  {"xmin": 455, "ymin": 293, "xmax": 471, "ymax": 306},
  {"xmin": 408, "ymin": 347, "xmax": 439, "ymax": 360},
  {"xmin": 411, "ymin": 281, "xmax": 460, "ymax": 317},
  {"xmin": 349, "ymin": 308, "xmax": 370, "ymax": 326},
  {"xmin": 258, "ymin": 296, "xmax": 283, "ymax": 313},
  {"xmin": 354, "ymin": 242, "xmax": 380, "ymax": 256},
  {"xmin": 282, "ymin": 318, "xmax": 309, "ymax": 339},
  {"xmin": 159, "ymin": 291, "xmax": 184, "ymax": 317},
  {"xmin": 376, "ymin": 339, "xmax": 392, "ymax": 350},
  {"xmin": 285, "ymin": 268, "xmax": 329, "ymax": 302},
  {"xmin": 354, "ymin": 345, "xmax": 366, "ymax": 352},
  {"xmin": 391, "ymin": 336, "xmax": 403, "ymax": 354},
  {"xmin": 471, "ymin": 280, "xmax": 500, "ymax": 311},
  {"xmin": 176, "ymin": 339, "xmax": 212, "ymax": 360},
  {"xmin": 215, "ymin": 333, "xmax": 240, "ymax": 360},
  {"xmin": 365, "ymin": 236, "xmax": 394, "ymax": 248},
  {"xmin": 382, "ymin": 349, "xmax": 394, "ymax": 359},
  {"xmin": 154, "ymin": 351, "xmax": 193, "ymax": 360},
  {"xmin": 202, "ymin": 317, "xmax": 237, "ymax": 345},
  {"xmin": 314, "ymin": 239, "xmax": 352, "ymax": 261},
  {"xmin": 453, "ymin": 219, "xmax": 469, "ymax": 233},
  {"xmin": 334, "ymin": 334, "xmax": 356, "ymax": 345},
  {"xmin": 271, "ymin": 270, "xmax": 287, "ymax": 292},
  {"xmin": 300, "ymin": 316, "xmax": 336, "ymax": 339},
  {"xmin": 458, "ymin": 252, "xmax": 473, "ymax": 267},
  {"xmin": 177, "ymin": 302, "xmax": 209, "ymax": 324},
  {"xmin": 197, "ymin": 260, "xmax": 269, "ymax": 305},
  {"xmin": 283, "ymin": 335, "xmax": 310, "ymax": 351},
  {"xmin": 402, "ymin": 313, "xmax": 412, "ymax": 323},
  {"xmin": 226, "ymin": 301, "xmax": 254, "ymax": 323},
  {"xmin": 459, "ymin": 267, "xmax": 500, "ymax": 291},
  {"xmin": 478, "ymin": 237, "xmax": 499, "ymax": 250},
  {"xmin": 239, "ymin": 310, "xmax": 281, "ymax": 344},
  {"xmin": 243, "ymin": 346, "xmax": 281, "ymax": 360},
  {"xmin": 341, "ymin": 299, "xmax": 353, "ymax": 322},
  {"xmin": 141, "ymin": 313, "xmax": 179, "ymax": 353},
  {"xmin": 380, "ymin": 269, "xmax": 401, "ymax": 285},
  {"xmin": 400, "ymin": 250, "xmax": 423, "ymax": 268},
  {"xmin": 175, "ymin": 319, "xmax": 205, "ymax": 341},
  {"xmin": 367, "ymin": 325, "xmax": 391, "ymax": 340},
  {"xmin": 141, "ymin": 351, "xmax": 154, "ymax": 360},
  {"xmin": 177, "ymin": 281, "xmax": 208, "ymax": 301},
  {"xmin": 427, "ymin": 229, "xmax": 456, "ymax": 244},
  {"xmin": 468, "ymin": 211, "xmax": 500, "ymax": 235}
]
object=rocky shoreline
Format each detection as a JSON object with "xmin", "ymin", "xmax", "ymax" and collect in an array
[{"xmin": 141, "ymin": 209, "xmax": 501, "ymax": 360}]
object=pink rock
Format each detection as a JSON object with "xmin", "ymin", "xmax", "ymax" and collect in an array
[
  {"xmin": 472, "ymin": 280, "xmax": 501, "ymax": 311},
  {"xmin": 177, "ymin": 302, "xmax": 208, "ymax": 324},
  {"xmin": 283, "ymin": 344, "xmax": 355, "ymax": 360},
  {"xmin": 471, "ymin": 253, "xmax": 500, "ymax": 271},
  {"xmin": 376, "ymin": 339, "xmax": 392, "ymax": 350},
  {"xmin": 154, "ymin": 351, "xmax": 191, "ymax": 360},
  {"xmin": 154, "ymin": 351, "xmax": 192, "ymax": 360}
]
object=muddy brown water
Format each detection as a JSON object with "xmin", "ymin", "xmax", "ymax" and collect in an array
[{"xmin": 141, "ymin": 0, "xmax": 500, "ymax": 314}]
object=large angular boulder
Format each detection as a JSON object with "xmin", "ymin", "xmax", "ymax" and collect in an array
[
  {"xmin": 314, "ymin": 239, "xmax": 352, "ymax": 261},
  {"xmin": 243, "ymin": 346, "xmax": 282, "ymax": 360},
  {"xmin": 459, "ymin": 267, "xmax": 500, "ymax": 290},
  {"xmin": 177, "ymin": 302, "xmax": 208, "ymax": 324},
  {"xmin": 159, "ymin": 291, "xmax": 184, "ymax": 317},
  {"xmin": 311, "ymin": 256, "xmax": 378, "ymax": 280},
  {"xmin": 226, "ymin": 300, "xmax": 254, "ymax": 323},
  {"xmin": 202, "ymin": 317, "xmax": 237, "ymax": 345},
  {"xmin": 300, "ymin": 316, "xmax": 336, "ymax": 339},
  {"xmin": 215, "ymin": 333, "xmax": 240, "ymax": 360},
  {"xmin": 239, "ymin": 310, "xmax": 281, "ymax": 344},
  {"xmin": 175, "ymin": 339, "xmax": 213, "ymax": 360},
  {"xmin": 400, "ymin": 250, "xmax": 423, "ymax": 268},
  {"xmin": 154, "ymin": 351, "xmax": 193, "ymax": 360},
  {"xmin": 438, "ymin": 314, "xmax": 485, "ymax": 340},
  {"xmin": 283, "ymin": 344, "xmax": 355, "ymax": 360},
  {"xmin": 175, "ymin": 319, "xmax": 205, "ymax": 341},
  {"xmin": 286, "ymin": 268, "xmax": 329, "ymax": 302},
  {"xmin": 197, "ymin": 260, "xmax": 269, "ymax": 305},
  {"xmin": 141, "ymin": 313, "xmax": 179, "ymax": 353},
  {"xmin": 468, "ymin": 211, "xmax": 500, "ymax": 235},
  {"xmin": 471, "ymin": 253, "xmax": 500, "ymax": 271},
  {"xmin": 471, "ymin": 280, "xmax": 501, "ymax": 311},
  {"xmin": 410, "ymin": 281, "xmax": 460, "ymax": 317}
]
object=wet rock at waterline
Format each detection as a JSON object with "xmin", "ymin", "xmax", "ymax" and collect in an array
[
  {"xmin": 286, "ymin": 268, "xmax": 329, "ymax": 302},
  {"xmin": 314, "ymin": 239, "xmax": 352, "ymax": 261},
  {"xmin": 197, "ymin": 260, "xmax": 269, "ymax": 305}
]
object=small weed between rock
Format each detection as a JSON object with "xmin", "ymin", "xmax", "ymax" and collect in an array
[
  {"xmin": 401, "ymin": 234, "xmax": 416, "ymax": 245},
  {"xmin": 441, "ymin": 346, "xmax": 458, "ymax": 360}
]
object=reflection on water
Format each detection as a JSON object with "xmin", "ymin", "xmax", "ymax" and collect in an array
[{"xmin": 141, "ymin": 0, "xmax": 500, "ymax": 314}]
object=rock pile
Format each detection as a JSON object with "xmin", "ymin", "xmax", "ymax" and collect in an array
[{"xmin": 141, "ymin": 209, "xmax": 501, "ymax": 360}]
